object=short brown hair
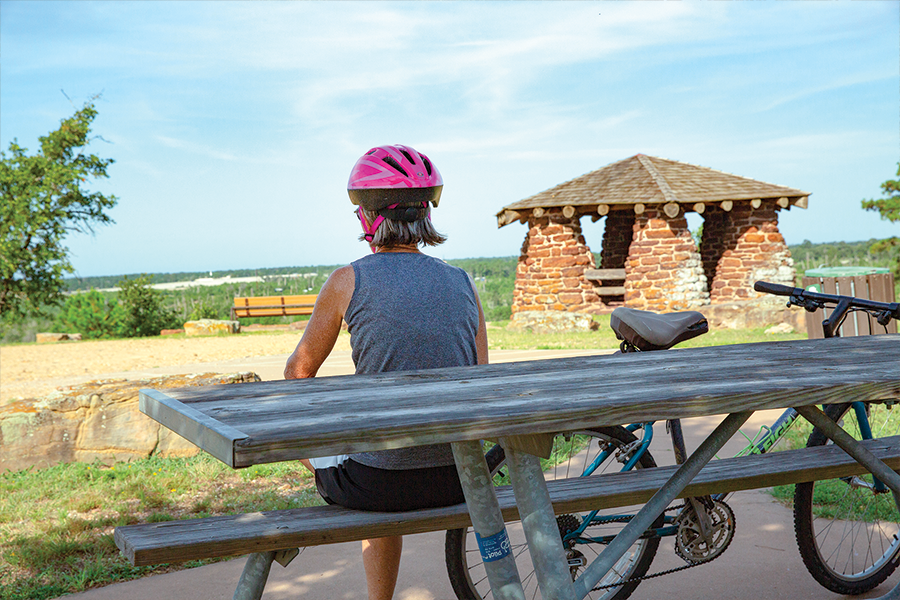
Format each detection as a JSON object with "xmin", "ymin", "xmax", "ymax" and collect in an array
[{"xmin": 358, "ymin": 204, "xmax": 447, "ymax": 248}]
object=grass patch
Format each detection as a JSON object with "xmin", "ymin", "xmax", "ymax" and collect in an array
[
  {"xmin": 486, "ymin": 316, "xmax": 805, "ymax": 351},
  {"xmin": 0, "ymin": 454, "xmax": 322, "ymax": 599}
]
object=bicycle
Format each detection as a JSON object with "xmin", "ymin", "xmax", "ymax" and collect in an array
[
  {"xmin": 755, "ymin": 280, "xmax": 900, "ymax": 595},
  {"xmin": 444, "ymin": 280, "xmax": 900, "ymax": 600}
]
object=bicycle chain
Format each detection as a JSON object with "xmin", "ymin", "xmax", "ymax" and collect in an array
[{"xmin": 589, "ymin": 502, "xmax": 733, "ymax": 592}]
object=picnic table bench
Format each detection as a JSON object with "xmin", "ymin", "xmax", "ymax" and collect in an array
[
  {"xmin": 230, "ymin": 294, "xmax": 317, "ymax": 320},
  {"xmin": 115, "ymin": 334, "xmax": 900, "ymax": 600},
  {"xmin": 584, "ymin": 268, "xmax": 626, "ymax": 297}
]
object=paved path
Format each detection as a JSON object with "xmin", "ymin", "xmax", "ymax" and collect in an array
[{"xmin": 67, "ymin": 349, "xmax": 900, "ymax": 600}]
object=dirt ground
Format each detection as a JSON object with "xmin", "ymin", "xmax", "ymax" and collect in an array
[{"xmin": 0, "ymin": 331, "xmax": 352, "ymax": 404}]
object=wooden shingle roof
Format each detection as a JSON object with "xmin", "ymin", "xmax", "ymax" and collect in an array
[{"xmin": 497, "ymin": 154, "xmax": 810, "ymax": 227}]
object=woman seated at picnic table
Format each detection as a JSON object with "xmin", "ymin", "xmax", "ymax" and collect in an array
[{"xmin": 284, "ymin": 144, "xmax": 489, "ymax": 600}]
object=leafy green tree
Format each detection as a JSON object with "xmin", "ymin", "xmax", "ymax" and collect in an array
[
  {"xmin": 0, "ymin": 100, "xmax": 118, "ymax": 317},
  {"xmin": 188, "ymin": 299, "xmax": 221, "ymax": 321},
  {"xmin": 117, "ymin": 274, "xmax": 180, "ymax": 337},
  {"xmin": 54, "ymin": 289, "xmax": 125, "ymax": 339},
  {"xmin": 862, "ymin": 164, "xmax": 900, "ymax": 278},
  {"xmin": 862, "ymin": 163, "xmax": 900, "ymax": 223}
]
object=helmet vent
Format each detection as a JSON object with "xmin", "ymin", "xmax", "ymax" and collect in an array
[
  {"xmin": 422, "ymin": 156, "xmax": 433, "ymax": 176},
  {"xmin": 398, "ymin": 148, "xmax": 416, "ymax": 164},
  {"xmin": 382, "ymin": 156, "xmax": 408, "ymax": 177},
  {"xmin": 366, "ymin": 149, "xmax": 377, "ymax": 156}
]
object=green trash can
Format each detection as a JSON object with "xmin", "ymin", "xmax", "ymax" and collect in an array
[{"xmin": 801, "ymin": 267, "xmax": 896, "ymax": 338}]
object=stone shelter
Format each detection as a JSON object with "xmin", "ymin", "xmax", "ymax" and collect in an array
[{"xmin": 496, "ymin": 154, "xmax": 810, "ymax": 315}]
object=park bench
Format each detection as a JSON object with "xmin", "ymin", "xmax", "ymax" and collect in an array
[
  {"xmin": 230, "ymin": 294, "xmax": 317, "ymax": 320},
  {"xmin": 114, "ymin": 334, "xmax": 900, "ymax": 600},
  {"xmin": 584, "ymin": 268, "xmax": 626, "ymax": 296}
]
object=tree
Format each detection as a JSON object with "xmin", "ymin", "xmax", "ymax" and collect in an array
[
  {"xmin": 0, "ymin": 100, "xmax": 118, "ymax": 316},
  {"xmin": 54, "ymin": 289, "xmax": 125, "ymax": 339},
  {"xmin": 861, "ymin": 164, "xmax": 900, "ymax": 278},
  {"xmin": 117, "ymin": 274, "xmax": 179, "ymax": 337},
  {"xmin": 862, "ymin": 163, "xmax": 900, "ymax": 223}
]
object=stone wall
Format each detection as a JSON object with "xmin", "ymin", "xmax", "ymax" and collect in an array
[
  {"xmin": 0, "ymin": 372, "xmax": 260, "ymax": 472},
  {"xmin": 624, "ymin": 209, "xmax": 708, "ymax": 312},
  {"xmin": 511, "ymin": 211, "xmax": 601, "ymax": 314},
  {"xmin": 708, "ymin": 201, "xmax": 795, "ymax": 302}
]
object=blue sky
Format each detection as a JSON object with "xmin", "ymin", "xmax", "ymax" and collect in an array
[{"xmin": 2, "ymin": 1, "xmax": 898, "ymax": 278}]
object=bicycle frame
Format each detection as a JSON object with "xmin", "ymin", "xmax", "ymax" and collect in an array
[{"xmin": 564, "ymin": 278, "xmax": 900, "ymax": 549}]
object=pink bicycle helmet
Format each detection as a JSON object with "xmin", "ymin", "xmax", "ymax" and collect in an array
[{"xmin": 347, "ymin": 144, "xmax": 443, "ymax": 211}]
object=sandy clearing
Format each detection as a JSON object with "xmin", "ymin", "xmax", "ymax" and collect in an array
[{"xmin": 0, "ymin": 331, "xmax": 352, "ymax": 403}]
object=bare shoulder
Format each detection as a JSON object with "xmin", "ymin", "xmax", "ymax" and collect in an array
[
  {"xmin": 327, "ymin": 265, "xmax": 355, "ymax": 292},
  {"xmin": 317, "ymin": 264, "xmax": 355, "ymax": 315}
]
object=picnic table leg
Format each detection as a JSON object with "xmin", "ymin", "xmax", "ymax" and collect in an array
[
  {"xmin": 233, "ymin": 551, "xmax": 275, "ymax": 600},
  {"xmin": 794, "ymin": 405, "xmax": 900, "ymax": 600},
  {"xmin": 452, "ymin": 440, "xmax": 526, "ymax": 600},
  {"xmin": 572, "ymin": 410, "xmax": 753, "ymax": 599},
  {"xmin": 503, "ymin": 441, "xmax": 578, "ymax": 600}
]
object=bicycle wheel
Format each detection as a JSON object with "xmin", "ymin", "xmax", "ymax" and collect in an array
[
  {"xmin": 794, "ymin": 402, "xmax": 900, "ymax": 594},
  {"xmin": 445, "ymin": 427, "xmax": 662, "ymax": 600}
]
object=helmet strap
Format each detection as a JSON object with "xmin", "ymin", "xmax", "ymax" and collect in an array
[{"xmin": 356, "ymin": 202, "xmax": 429, "ymax": 249}]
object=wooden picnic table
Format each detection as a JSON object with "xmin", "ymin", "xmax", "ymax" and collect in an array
[{"xmin": 140, "ymin": 334, "xmax": 900, "ymax": 600}]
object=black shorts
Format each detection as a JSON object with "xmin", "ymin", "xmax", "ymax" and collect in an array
[{"xmin": 314, "ymin": 457, "xmax": 465, "ymax": 512}]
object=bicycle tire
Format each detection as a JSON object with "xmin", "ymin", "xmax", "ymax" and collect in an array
[
  {"xmin": 445, "ymin": 427, "xmax": 662, "ymax": 600},
  {"xmin": 794, "ymin": 402, "xmax": 900, "ymax": 594}
]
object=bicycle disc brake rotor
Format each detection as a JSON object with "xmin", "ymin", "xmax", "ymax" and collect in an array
[{"xmin": 675, "ymin": 500, "xmax": 736, "ymax": 564}]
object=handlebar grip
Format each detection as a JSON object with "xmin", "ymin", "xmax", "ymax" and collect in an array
[{"xmin": 754, "ymin": 281, "xmax": 799, "ymax": 297}]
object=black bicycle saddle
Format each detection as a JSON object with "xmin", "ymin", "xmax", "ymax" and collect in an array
[{"xmin": 610, "ymin": 307, "xmax": 709, "ymax": 351}]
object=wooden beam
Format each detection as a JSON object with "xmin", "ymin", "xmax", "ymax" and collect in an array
[
  {"xmin": 634, "ymin": 203, "xmax": 645, "ymax": 215},
  {"xmin": 777, "ymin": 197, "xmax": 790, "ymax": 208},
  {"xmin": 720, "ymin": 200, "xmax": 733, "ymax": 212},
  {"xmin": 794, "ymin": 196, "xmax": 809, "ymax": 209},
  {"xmin": 497, "ymin": 210, "xmax": 522, "ymax": 227},
  {"xmin": 594, "ymin": 286, "xmax": 626, "ymax": 296},
  {"xmin": 693, "ymin": 202, "xmax": 705, "ymax": 214},
  {"xmin": 597, "ymin": 204, "xmax": 610, "ymax": 216},
  {"xmin": 663, "ymin": 202, "xmax": 680, "ymax": 218},
  {"xmin": 750, "ymin": 199, "xmax": 762, "ymax": 209},
  {"xmin": 532, "ymin": 207, "xmax": 545, "ymax": 218},
  {"xmin": 584, "ymin": 268, "xmax": 627, "ymax": 281},
  {"xmin": 562, "ymin": 205, "xmax": 576, "ymax": 219}
]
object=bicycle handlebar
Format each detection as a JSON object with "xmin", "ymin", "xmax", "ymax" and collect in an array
[
  {"xmin": 754, "ymin": 280, "xmax": 900, "ymax": 337},
  {"xmin": 753, "ymin": 281, "xmax": 797, "ymax": 297}
]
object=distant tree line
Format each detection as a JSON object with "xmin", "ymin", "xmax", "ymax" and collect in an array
[{"xmin": 2, "ymin": 101, "xmax": 897, "ymax": 344}]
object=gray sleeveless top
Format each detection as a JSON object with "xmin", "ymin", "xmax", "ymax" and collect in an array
[{"xmin": 345, "ymin": 252, "xmax": 479, "ymax": 470}]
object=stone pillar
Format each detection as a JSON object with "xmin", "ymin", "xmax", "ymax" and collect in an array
[
  {"xmin": 512, "ymin": 211, "xmax": 600, "ymax": 314},
  {"xmin": 599, "ymin": 211, "xmax": 635, "ymax": 269},
  {"xmin": 624, "ymin": 209, "xmax": 708, "ymax": 312},
  {"xmin": 709, "ymin": 201, "xmax": 794, "ymax": 302}
]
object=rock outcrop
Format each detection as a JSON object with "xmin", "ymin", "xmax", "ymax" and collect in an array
[
  {"xmin": 0, "ymin": 372, "xmax": 260, "ymax": 472},
  {"xmin": 508, "ymin": 310, "xmax": 599, "ymax": 333},
  {"xmin": 183, "ymin": 319, "xmax": 240, "ymax": 336}
]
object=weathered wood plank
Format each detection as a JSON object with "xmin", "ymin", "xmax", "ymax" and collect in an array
[
  {"xmin": 138, "ymin": 389, "xmax": 248, "ymax": 468},
  {"xmin": 140, "ymin": 336, "xmax": 900, "ymax": 467},
  {"xmin": 594, "ymin": 286, "xmax": 626, "ymax": 296},
  {"xmin": 584, "ymin": 268, "xmax": 627, "ymax": 281},
  {"xmin": 115, "ymin": 435, "xmax": 900, "ymax": 566}
]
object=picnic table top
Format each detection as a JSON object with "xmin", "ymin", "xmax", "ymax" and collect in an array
[{"xmin": 140, "ymin": 334, "xmax": 900, "ymax": 468}]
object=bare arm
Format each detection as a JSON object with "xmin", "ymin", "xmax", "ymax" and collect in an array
[
  {"xmin": 472, "ymin": 281, "xmax": 489, "ymax": 365},
  {"xmin": 284, "ymin": 265, "xmax": 354, "ymax": 379}
]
